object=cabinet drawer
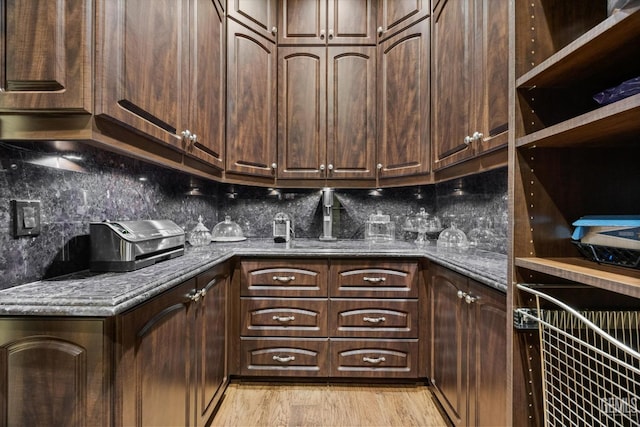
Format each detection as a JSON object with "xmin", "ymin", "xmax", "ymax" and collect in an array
[
  {"xmin": 330, "ymin": 259, "xmax": 418, "ymax": 298},
  {"xmin": 330, "ymin": 339, "xmax": 419, "ymax": 378},
  {"xmin": 241, "ymin": 259, "xmax": 328, "ymax": 297},
  {"xmin": 241, "ymin": 298, "xmax": 328, "ymax": 337},
  {"xmin": 240, "ymin": 338, "xmax": 328, "ymax": 377},
  {"xmin": 329, "ymin": 299, "xmax": 418, "ymax": 338}
]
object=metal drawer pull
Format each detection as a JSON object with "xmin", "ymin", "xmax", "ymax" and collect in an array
[
  {"xmin": 363, "ymin": 356, "xmax": 386, "ymax": 364},
  {"xmin": 272, "ymin": 315, "xmax": 295, "ymax": 322},
  {"xmin": 363, "ymin": 277, "xmax": 386, "ymax": 283},
  {"xmin": 273, "ymin": 355, "xmax": 295, "ymax": 363},
  {"xmin": 272, "ymin": 275, "xmax": 295, "ymax": 283},
  {"xmin": 363, "ymin": 316, "xmax": 386, "ymax": 324}
]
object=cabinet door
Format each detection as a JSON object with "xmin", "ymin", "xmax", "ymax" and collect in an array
[
  {"xmin": 0, "ymin": 319, "xmax": 109, "ymax": 427},
  {"xmin": 117, "ymin": 279, "xmax": 193, "ymax": 427},
  {"xmin": 277, "ymin": 46, "xmax": 327, "ymax": 179},
  {"xmin": 279, "ymin": 0, "xmax": 326, "ymax": 45},
  {"xmin": 194, "ymin": 268, "xmax": 228, "ymax": 427},
  {"xmin": 432, "ymin": 0, "xmax": 474, "ymax": 169},
  {"xmin": 228, "ymin": 0, "xmax": 278, "ymax": 42},
  {"xmin": 467, "ymin": 280, "xmax": 507, "ymax": 427},
  {"xmin": 377, "ymin": 0, "xmax": 429, "ymax": 41},
  {"xmin": 474, "ymin": 0, "xmax": 509, "ymax": 155},
  {"xmin": 95, "ymin": 0, "xmax": 187, "ymax": 150},
  {"xmin": 328, "ymin": 0, "xmax": 377, "ymax": 44},
  {"xmin": 187, "ymin": 0, "xmax": 225, "ymax": 170},
  {"xmin": 377, "ymin": 17, "xmax": 430, "ymax": 178},
  {"xmin": 0, "ymin": 0, "xmax": 91, "ymax": 112},
  {"xmin": 430, "ymin": 266, "xmax": 468, "ymax": 426},
  {"xmin": 227, "ymin": 19, "xmax": 278, "ymax": 177},
  {"xmin": 327, "ymin": 46, "xmax": 376, "ymax": 179}
]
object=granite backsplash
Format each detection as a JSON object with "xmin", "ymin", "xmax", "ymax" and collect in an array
[{"xmin": 0, "ymin": 142, "xmax": 507, "ymax": 289}]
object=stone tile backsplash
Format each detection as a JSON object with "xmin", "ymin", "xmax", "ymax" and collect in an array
[{"xmin": 0, "ymin": 142, "xmax": 507, "ymax": 289}]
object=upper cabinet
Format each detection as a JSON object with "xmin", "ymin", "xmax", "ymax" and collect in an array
[
  {"xmin": 226, "ymin": 18, "xmax": 278, "ymax": 178},
  {"xmin": 377, "ymin": 16, "xmax": 431, "ymax": 179},
  {"xmin": 228, "ymin": 0, "xmax": 278, "ymax": 42},
  {"xmin": 432, "ymin": 0, "xmax": 508, "ymax": 170},
  {"xmin": 95, "ymin": 0, "xmax": 224, "ymax": 169},
  {"xmin": 279, "ymin": 0, "xmax": 377, "ymax": 45},
  {"xmin": 377, "ymin": 0, "xmax": 429, "ymax": 41},
  {"xmin": 0, "ymin": 0, "xmax": 92, "ymax": 112}
]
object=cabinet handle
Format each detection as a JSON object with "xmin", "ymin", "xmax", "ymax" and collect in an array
[
  {"xmin": 472, "ymin": 131, "xmax": 483, "ymax": 142},
  {"xmin": 457, "ymin": 290, "xmax": 467, "ymax": 299},
  {"xmin": 273, "ymin": 355, "xmax": 295, "ymax": 363},
  {"xmin": 320, "ymin": 29, "xmax": 326, "ymax": 40},
  {"xmin": 363, "ymin": 276, "xmax": 386, "ymax": 283},
  {"xmin": 363, "ymin": 316, "xmax": 386, "ymax": 324},
  {"xmin": 181, "ymin": 130, "xmax": 192, "ymax": 149},
  {"xmin": 465, "ymin": 294, "xmax": 477, "ymax": 304},
  {"xmin": 363, "ymin": 356, "xmax": 386, "ymax": 364},
  {"xmin": 272, "ymin": 275, "xmax": 295, "ymax": 283},
  {"xmin": 377, "ymin": 26, "xmax": 384, "ymax": 36},
  {"xmin": 271, "ymin": 26, "xmax": 277, "ymax": 35},
  {"xmin": 273, "ymin": 315, "xmax": 295, "ymax": 323},
  {"xmin": 189, "ymin": 133, "xmax": 197, "ymax": 151},
  {"xmin": 188, "ymin": 289, "xmax": 203, "ymax": 302},
  {"xmin": 464, "ymin": 135, "xmax": 473, "ymax": 146},
  {"xmin": 328, "ymin": 29, "xmax": 334, "ymax": 40}
]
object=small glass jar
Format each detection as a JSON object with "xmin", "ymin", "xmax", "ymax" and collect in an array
[{"xmin": 187, "ymin": 215, "xmax": 212, "ymax": 247}]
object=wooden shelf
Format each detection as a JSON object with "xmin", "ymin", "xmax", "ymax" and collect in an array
[
  {"xmin": 516, "ymin": 6, "xmax": 640, "ymax": 88},
  {"xmin": 515, "ymin": 93, "xmax": 640, "ymax": 148},
  {"xmin": 515, "ymin": 257, "xmax": 640, "ymax": 299}
]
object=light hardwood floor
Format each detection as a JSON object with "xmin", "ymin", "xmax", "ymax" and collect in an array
[{"xmin": 211, "ymin": 382, "xmax": 450, "ymax": 427}]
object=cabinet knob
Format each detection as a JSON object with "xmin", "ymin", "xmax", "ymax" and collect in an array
[
  {"xmin": 328, "ymin": 29, "xmax": 334, "ymax": 40},
  {"xmin": 472, "ymin": 131, "xmax": 484, "ymax": 142},
  {"xmin": 465, "ymin": 294, "xmax": 477, "ymax": 304},
  {"xmin": 377, "ymin": 26, "xmax": 384, "ymax": 36},
  {"xmin": 377, "ymin": 163, "xmax": 383, "ymax": 170},
  {"xmin": 327, "ymin": 163, "xmax": 334, "ymax": 171},
  {"xmin": 464, "ymin": 136, "xmax": 473, "ymax": 146},
  {"xmin": 271, "ymin": 162, "xmax": 277, "ymax": 170},
  {"xmin": 271, "ymin": 26, "xmax": 277, "ymax": 35},
  {"xmin": 320, "ymin": 29, "xmax": 326, "ymax": 40},
  {"xmin": 457, "ymin": 290, "xmax": 467, "ymax": 299},
  {"xmin": 320, "ymin": 164, "xmax": 326, "ymax": 171}
]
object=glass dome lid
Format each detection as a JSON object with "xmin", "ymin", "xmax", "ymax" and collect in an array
[{"xmin": 211, "ymin": 215, "xmax": 246, "ymax": 242}]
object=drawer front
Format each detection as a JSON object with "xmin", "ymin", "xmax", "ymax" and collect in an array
[
  {"xmin": 330, "ymin": 259, "xmax": 418, "ymax": 298},
  {"xmin": 241, "ymin": 259, "xmax": 328, "ymax": 297},
  {"xmin": 330, "ymin": 339, "xmax": 419, "ymax": 378},
  {"xmin": 240, "ymin": 338, "xmax": 328, "ymax": 377},
  {"xmin": 241, "ymin": 298, "xmax": 328, "ymax": 337},
  {"xmin": 329, "ymin": 299, "xmax": 418, "ymax": 338}
]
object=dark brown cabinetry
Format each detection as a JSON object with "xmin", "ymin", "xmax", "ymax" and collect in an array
[
  {"xmin": 0, "ymin": 0, "xmax": 92, "ymax": 112},
  {"xmin": 377, "ymin": 0, "xmax": 430, "ymax": 41},
  {"xmin": 279, "ymin": 0, "xmax": 377, "ymax": 45},
  {"xmin": 226, "ymin": 18, "xmax": 278, "ymax": 178},
  {"xmin": 509, "ymin": 3, "xmax": 640, "ymax": 425},
  {"xmin": 0, "ymin": 318, "xmax": 110, "ymax": 427},
  {"xmin": 117, "ymin": 264, "xmax": 229, "ymax": 427},
  {"xmin": 429, "ymin": 263, "xmax": 506, "ymax": 427},
  {"xmin": 228, "ymin": 0, "xmax": 278, "ymax": 42},
  {"xmin": 237, "ymin": 258, "xmax": 421, "ymax": 379},
  {"xmin": 277, "ymin": 46, "xmax": 376, "ymax": 180},
  {"xmin": 432, "ymin": 0, "xmax": 508, "ymax": 170},
  {"xmin": 95, "ymin": 0, "xmax": 225, "ymax": 169},
  {"xmin": 377, "ymin": 17, "xmax": 431, "ymax": 179}
]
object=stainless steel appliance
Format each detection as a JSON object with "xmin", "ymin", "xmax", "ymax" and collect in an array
[
  {"xmin": 90, "ymin": 219, "xmax": 185, "ymax": 272},
  {"xmin": 273, "ymin": 212, "xmax": 293, "ymax": 243}
]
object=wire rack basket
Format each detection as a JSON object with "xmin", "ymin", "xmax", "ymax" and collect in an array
[{"xmin": 515, "ymin": 284, "xmax": 640, "ymax": 427}]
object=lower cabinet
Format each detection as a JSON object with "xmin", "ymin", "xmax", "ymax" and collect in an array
[
  {"xmin": 238, "ymin": 258, "xmax": 421, "ymax": 379},
  {"xmin": 0, "ymin": 262, "xmax": 229, "ymax": 427},
  {"xmin": 117, "ymin": 263, "xmax": 229, "ymax": 427},
  {"xmin": 0, "ymin": 318, "xmax": 111, "ymax": 427},
  {"xmin": 429, "ymin": 263, "xmax": 507, "ymax": 427}
]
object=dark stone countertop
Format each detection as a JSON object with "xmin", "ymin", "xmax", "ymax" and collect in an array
[{"xmin": 0, "ymin": 238, "xmax": 507, "ymax": 317}]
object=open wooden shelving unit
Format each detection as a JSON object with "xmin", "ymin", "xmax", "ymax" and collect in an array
[{"xmin": 509, "ymin": 2, "xmax": 640, "ymax": 425}]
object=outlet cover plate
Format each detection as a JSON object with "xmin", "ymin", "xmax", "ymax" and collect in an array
[{"xmin": 11, "ymin": 199, "xmax": 41, "ymax": 238}]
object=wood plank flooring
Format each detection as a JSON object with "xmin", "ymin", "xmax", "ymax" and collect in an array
[{"xmin": 211, "ymin": 382, "xmax": 450, "ymax": 427}]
